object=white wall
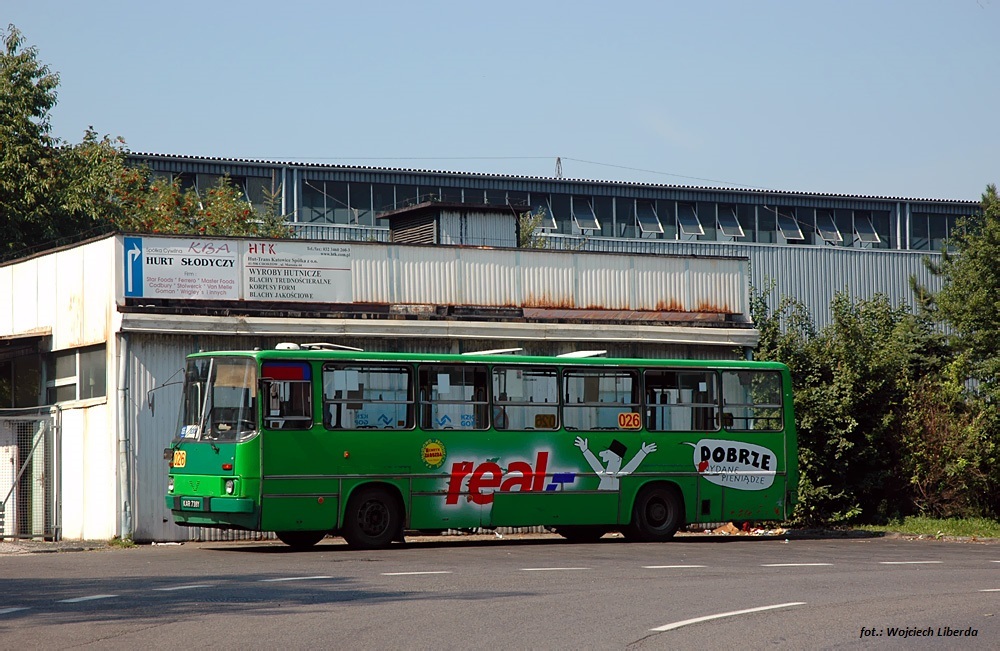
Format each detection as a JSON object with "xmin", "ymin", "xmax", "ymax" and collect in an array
[{"xmin": 58, "ymin": 401, "xmax": 117, "ymax": 540}]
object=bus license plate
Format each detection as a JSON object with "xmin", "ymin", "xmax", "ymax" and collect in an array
[
  {"xmin": 172, "ymin": 450, "xmax": 186, "ymax": 468},
  {"xmin": 181, "ymin": 497, "xmax": 202, "ymax": 510}
]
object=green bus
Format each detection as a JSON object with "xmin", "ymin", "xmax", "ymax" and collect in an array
[{"xmin": 165, "ymin": 345, "xmax": 797, "ymax": 549}]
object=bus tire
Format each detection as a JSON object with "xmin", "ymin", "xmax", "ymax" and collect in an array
[
  {"xmin": 342, "ymin": 485, "xmax": 402, "ymax": 550},
  {"xmin": 625, "ymin": 484, "xmax": 683, "ymax": 542},
  {"xmin": 553, "ymin": 526, "xmax": 608, "ymax": 543},
  {"xmin": 275, "ymin": 531, "xmax": 326, "ymax": 549}
]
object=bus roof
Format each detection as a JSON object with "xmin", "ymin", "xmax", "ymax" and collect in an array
[{"xmin": 187, "ymin": 348, "xmax": 790, "ymax": 371}]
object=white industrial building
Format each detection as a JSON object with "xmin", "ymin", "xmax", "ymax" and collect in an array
[{"xmin": 1, "ymin": 230, "xmax": 756, "ymax": 542}]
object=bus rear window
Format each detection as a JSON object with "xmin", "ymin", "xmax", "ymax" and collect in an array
[
  {"xmin": 323, "ymin": 364, "xmax": 413, "ymax": 430},
  {"xmin": 721, "ymin": 370, "xmax": 783, "ymax": 431}
]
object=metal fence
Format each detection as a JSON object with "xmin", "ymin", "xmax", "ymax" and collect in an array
[{"xmin": 0, "ymin": 410, "xmax": 58, "ymax": 540}]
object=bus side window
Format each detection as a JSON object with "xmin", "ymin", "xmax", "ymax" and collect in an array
[
  {"xmin": 490, "ymin": 366, "xmax": 560, "ymax": 431},
  {"xmin": 323, "ymin": 364, "xmax": 414, "ymax": 431},
  {"xmin": 264, "ymin": 379, "xmax": 313, "ymax": 430},
  {"xmin": 418, "ymin": 364, "xmax": 489, "ymax": 431}
]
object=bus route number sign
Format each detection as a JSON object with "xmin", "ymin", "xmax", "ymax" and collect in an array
[
  {"xmin": 172, "ymin": 450, "xmax": 186, "ymax": 468},
  {"xmin": 617, "ymin": 412, "xmax": 641, "ymax": 429}
]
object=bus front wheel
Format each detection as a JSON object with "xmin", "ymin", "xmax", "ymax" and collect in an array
[
  {"xmin": 276, "ymin": 531, "xmax": 326, "ymax": 549},
  {"xmin": 624, "ymin": 484, "xmax": 683, "ymax": 542},
  {"xmin": 342, "ymin": 486, "xmax": 402, "ymax": 549}
]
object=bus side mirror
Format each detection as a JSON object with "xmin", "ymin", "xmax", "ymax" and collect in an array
[{"xmin": 148, "ymin": 392, "xmax": 155, "ymax": 416}]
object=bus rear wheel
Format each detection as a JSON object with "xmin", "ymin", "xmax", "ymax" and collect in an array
[
  {"xmin": 276, "ymin": 531, "xmax": 326, "ymax": 549},
  {"xmin": 342, "ymin": 486, "xmax": 402, "ymax": 550},
  {"xmin": 624, "ymin": 484, "xmax": 683, "ymax": 542}
]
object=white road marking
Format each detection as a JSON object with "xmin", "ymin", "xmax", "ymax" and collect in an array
[
  {"xmin": 651, "ymin": 602, "xmax": 806, "ymax": 632},
  {"xmin": 0, "ymin": 607, "xmax": 29, "ymax": 616},
  {"xmin": 58, "ymin": 595, "xmax": 118, "ymax": 603},
  {"xmin": 643, "ymin": 565, "xmax": 707, "ymax": 569},
  {"xmin": 521, "ymin": 567, "xmax": 590, "ymax": 571},
  {"xmin": 153, "ymin": 584, "xmax": 214, "ymax": 591},
  {"xmin": 878, "ymin": 561, "xmax": 943, "ymax": 565},
  {"xmin": 980, "ymin": 589, "xmax": 1000, "ymax": 592},
  {"xmin": 761, "ymin": 563, "xmax": 833, "ymax": 567},
  {"xmin": 381, "ymin": 571, "xmax": 453, "ymax": 576},
  {"xmin": 259, "ymin": 576, "xmax": 333, "ymax": 582}
]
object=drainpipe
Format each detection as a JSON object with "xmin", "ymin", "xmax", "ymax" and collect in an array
[{"xmin": 117, "ymin": 332, "xmax": 132, "ymax": 539}]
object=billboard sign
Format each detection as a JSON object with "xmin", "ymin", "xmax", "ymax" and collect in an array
[{"xmin": 119, "ymin": 236, "xmax": 351, "ymax": 303}]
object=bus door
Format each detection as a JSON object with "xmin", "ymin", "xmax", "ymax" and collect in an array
[
  {"xmin": 410, "ymin": 364, "xmax": 490, "ymax": 530},
  {"xmin": 258, "ymin": 361, "xmax": 340, "ymax": 532},
  {"xmin": 645, "ymin": 368, "xmax": 725, "ymax": 523},
  {"xmin": 716, "ymin": 369, "xmax": 788, "ymax": 521}
]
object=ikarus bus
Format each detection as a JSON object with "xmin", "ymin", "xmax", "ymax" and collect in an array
[{"xmin": 165, "ymin": 345, "xmax": 798, "ymax": 549}]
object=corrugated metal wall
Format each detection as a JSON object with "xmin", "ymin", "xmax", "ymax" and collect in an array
[
  {"xmin": 541, "ymin": 236, "xmax": 940, "ymax": 329},
  {"xmin": 350, "ymin": 243, "xmax": 748, "ymax": 315},
  {"xmin": 439, "ymin": 210, "xmax": 517, "ymax": 248}
]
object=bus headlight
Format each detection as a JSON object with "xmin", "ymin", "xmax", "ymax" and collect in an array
[
  {"xmin": 167, "ymin": 477, "xmax": 174, "ymax": 492},
  {"xmin": 225, "ymin": 479, "xmax": 235, "ymax": 495}
]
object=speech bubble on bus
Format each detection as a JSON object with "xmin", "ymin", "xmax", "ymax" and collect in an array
[{"xmin": 683, "ymin": 439, "xmax": 777, "ymax": 491}]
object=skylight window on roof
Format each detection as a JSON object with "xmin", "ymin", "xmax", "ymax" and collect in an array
[
  {"xmin": 677, "ymin": 203, "xmax": 704, "ymax": 236},
  {"xmin": 572, "ymin": 197, "xmax": 600, "ymax": 231},
  {"xmin": 534, "ymin": 196, "xmax": 557, "ymax": 229},
  {"xmin": 855, "ymin": 212, "xmax": 881, "ymax": 243},
  {"xmin": 775, "ymin": 209, "xmax": 804, "ymax": 240},
  {"xmin": 717, "ymin": 206, "xmax": 744, "ymax": 238},
  {"xmin": 815, "ymin": 210, "xmax": 843, "ymax": 243},
  {"xmin": 636, "ymin": 201, "xmax": 663, "ymax": 234}
]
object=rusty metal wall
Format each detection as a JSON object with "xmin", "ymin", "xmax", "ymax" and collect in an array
[
  {"xmin": 540, "ymin": 235, "xmax": 941, "ymax": 329},
  {"xmin": 350, "ymin": 244, "xmax": 748, "ymax": 315}
]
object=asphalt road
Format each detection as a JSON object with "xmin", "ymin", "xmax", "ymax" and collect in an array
[{"xmin": 1, "ymin": 533, "xmax": 997, "ymax": 649}]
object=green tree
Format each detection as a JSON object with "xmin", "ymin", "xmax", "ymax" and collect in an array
[
  {"xmin": 0, "ymin": 24, "xmax": 64, "ymax": 257},
  {"xmin": 109, "ymin": 172, "xmax": 290, "ymax": 238},
  {"xmin": 928, "ymin": 184, "xmax": 1000, "ymax": 389},
  {"xmin": 0, "ymin": 24, "xmax": 291, "ymax": 261},
  {"xmin": 517, "ymin": 208, "xmax": 549, "ymax": 248},
  {"xmin": 920, "ymin": 183, "xmax": 1000, "ymax": 516}
]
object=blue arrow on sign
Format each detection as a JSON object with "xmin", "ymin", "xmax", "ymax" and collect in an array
[{"xmin": 437, "ymin": 414, "xmax": 452, "ymax": 426}]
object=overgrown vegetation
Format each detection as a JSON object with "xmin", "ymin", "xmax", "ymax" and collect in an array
[
  {"xmin": 108, "ymin": 535, "xmax": 136, "ymax": 549},
  {"xmin": 753, "ymin": 185, "xmax": 1000, "ymax": 527},
  {"xmin": 856, "ymin": 516, "xmax": 1000, "ymax": 539}
]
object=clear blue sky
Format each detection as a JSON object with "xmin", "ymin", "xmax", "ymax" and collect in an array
[{"xmin": 7, "ymin": 0, "xmax": 998, "ymax": 200}]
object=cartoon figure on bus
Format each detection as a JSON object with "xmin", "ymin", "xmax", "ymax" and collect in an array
[{"xmin": 574, "ymin": 437, "xmax": 657, "ymax": 490}]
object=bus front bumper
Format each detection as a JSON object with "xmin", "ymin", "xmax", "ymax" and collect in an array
[{"xmin": 166, "ymin": 495, "xmax": 255, "ymax": 514}]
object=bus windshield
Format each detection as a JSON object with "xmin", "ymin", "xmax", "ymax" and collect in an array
[{"xmin": 176, "ymin": 357, "xmax": 258, "ymax": 442}]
